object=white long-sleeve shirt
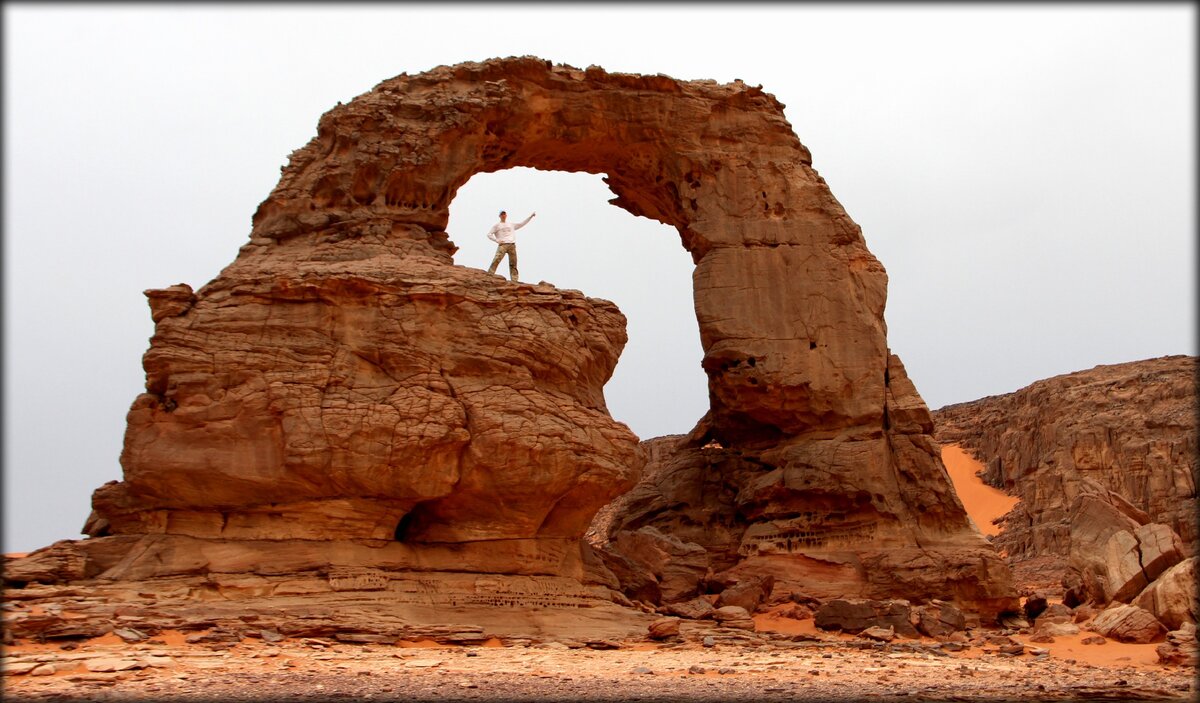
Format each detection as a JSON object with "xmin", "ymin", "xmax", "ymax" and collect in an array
[{"xmin": 486, "ymin": 214, "xmax": 534, "ymax": 244}]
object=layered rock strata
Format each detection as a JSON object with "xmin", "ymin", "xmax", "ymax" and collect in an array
[
  {"xmin": 6, "ymin": 56, "xmax": 1016, "ymax": 633},
  {"xmin": 590, "ymin": 390, "xmax": 1018, "ymax": 621},
  {"xmin": 932, "ymin": 355, "xmax": 1197, "ymax": 616}
]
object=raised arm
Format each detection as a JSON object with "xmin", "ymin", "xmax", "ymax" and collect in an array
[{"xmin": 513, "ymin": 212, "xmax": 536, "ymax": 230}]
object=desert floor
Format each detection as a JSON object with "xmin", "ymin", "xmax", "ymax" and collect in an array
[{"xmin": 3, "ymin": 446, "xmax": 1195, "ymax": 702}]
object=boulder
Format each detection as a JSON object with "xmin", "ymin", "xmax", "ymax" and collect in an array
[
  {"xmin": 712, "ymin": 605, "xmax": 755, "ymax": 630},
  {"xmin": 814, "ymin": 599, "xmax": 875, "ymax": 633},
  {"xmin": 860, "ymin": 625, "xmax": 895, "ymax": 642},
  {"xmin": 662, "ymin": 598, "xmax": 715, "ymax": 620},
  {"xmin": 1155, "ymin": 623, "xmax": 1198, "ymax": 666},
  {"xmin": 1033, "ymin": 620, "xmax": 1080, "ymax": 638},
  {"xmin": 1134, "ymin": 557, "xmax": 1197, "ymax": 630},
  {"xmin": 1133, "ymin": 523, "xmax": 1185, "ymax": 584},
  {"xmin": 915, "ymin": 601, "xmax": 967, "ymax": 639},
  {"xmin": 1099, "ymin": 522, "xmax": 1186, "ymax": 604},
  {"xmin": 1090, "ymin": 604, "xmax": 1167, "ymax": 644},
  {"xmin": 647, "ymin": 618, "xmax": 680, "ymax": 640},
  {"xmin": 999, "ymin": 613, "xmax": 1030, "ymax": 630},
  {"xmin": 716, "ymin": 578, "xmax": 771, "ymax": 614},
  {"xmin": 1069, "ymin": 493, "xmax": 1143, "ymax": 580},
  {"xmin": 814, "ymin": 599, "xmax": 919, "ymax": 638},
  {"xmin": 1061, "ymin": 569, "xmax": 1087, "ymax": 608},
  {"xmin": 712, "ymin": 605, "xmax": 751, "ymax": 622},
  {"xmin": 1022, "ymin": 594, "xmax": 1049, "ymax": 620},
  {"xmin": 1103, "ymin": 530, "xmax": 1150, "ymax": 603},
  {"xmin": 1073, "ymin": 604, "xmax": 1098, "ymax": 623},
  {"xmin": 608, "ymin": 527, "xmax": 709, "ymax": 604},
  {"xmin": 1037, "ymin": 603, "xmax": 1073, "ymax": 621},
  {"xmin": 593, "ymin": 547, "xmax": 661, "ymax": 605}
]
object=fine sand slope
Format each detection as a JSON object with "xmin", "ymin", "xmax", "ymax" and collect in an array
[{"xmin": 941, "ymin": 444, "xmax": 1019, "ymax": 538}]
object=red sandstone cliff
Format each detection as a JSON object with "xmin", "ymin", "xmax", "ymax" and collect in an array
[{"xmin": 932, "ymin": 355, "xmax": 1196, "ymax": 626}]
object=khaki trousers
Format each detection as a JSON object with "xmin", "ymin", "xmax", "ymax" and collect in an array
[{"xmin": 488, "ymin": 243, "xmax": 518, "ymax": 281}]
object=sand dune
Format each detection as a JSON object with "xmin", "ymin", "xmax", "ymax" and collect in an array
[{"xmin": 941, "ymin": 444, "xmax": 1018, "ymax": 537}]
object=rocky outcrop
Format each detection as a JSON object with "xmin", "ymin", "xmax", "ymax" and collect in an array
[
  {"xmin": 5, "ymin": 57, "xmax": 1016, "ymax": 636},
  {"xmin": 933, "ymin": 356, "xmax": 1197, "ymax": 560},
  {"xmin": 1135, "ymin": 558, "xmax": 1198, "ymax": 630},
  {"xmin": 1156, "ymin": 623, "xmax": 1199, "ymax": 666},
  {"xmin": 1089, "ymin": 604, "xmax": 1168, "ymax": 644},
  {"xmin": 933, "ymin": 357, "xmax": 1195, "ymax": 612},
  {"xmin": 591, "ymin": 412, "xmax": 1018, "ymax": 620},
  {"xmin": 814, "ymin": 599, "xmax": 921, "ymax": 638}
]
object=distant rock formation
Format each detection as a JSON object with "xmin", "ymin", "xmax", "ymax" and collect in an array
[
  {"xmin": 4, "ymin": 57, "xmax": 1017, "ymax": 642},
  {"xmin": 932, "ymin": 355, "xmax": 1197, "ymax": 624}
]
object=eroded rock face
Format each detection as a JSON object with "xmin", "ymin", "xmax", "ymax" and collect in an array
[
  {"xmin": 590, "ymin": 357, "xmax": 1019, "ymax": 619},
  {"xmin": 932, "ymin": 356, "xmax": 1196, "ymax": 612},
  {"xmin": 933, "ymin": 356, "xmax": 1197, "ymax": 561},
  {"xmin": 102, "ymin": 253, "xmax": 639, "ymax": 546},
  {"xmin": 1135, "ymin": 558, "xmax": 1198, "ymax": 630},
  {"xmin": 9, "ymin": 57, "xmax": 1015, "ymax": 631},
  {"xmin": 1089, "ymin": 604, "xmax": 1168, "ymax": 644}
]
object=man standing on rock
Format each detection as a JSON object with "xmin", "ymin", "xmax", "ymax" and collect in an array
[{"xmin": 486, "ymin": 210, "xmax": 535, "ymax": 282}]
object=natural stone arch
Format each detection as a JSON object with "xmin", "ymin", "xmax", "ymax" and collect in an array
[
  {"xmin": 252, "ymin": 56, "xmax": 889, "ymax": 446},
  {"xmin": 74, "ymin": 57, "xmax": 1017, "ymax": 619}
]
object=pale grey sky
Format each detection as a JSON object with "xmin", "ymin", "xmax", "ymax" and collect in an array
[{"xmin": 4, "ymin": 4, "xmax": 1195, "ymax": 553}]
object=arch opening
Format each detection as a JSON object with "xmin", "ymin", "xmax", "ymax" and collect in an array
[{"xmin": 446, "ymin": 167, "xmax": 709, "ymax": 440}]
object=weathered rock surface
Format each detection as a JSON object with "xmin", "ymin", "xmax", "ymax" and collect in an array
[
  {"xmin": 933, "ymin": 356, "xmax": 1197, "ymax": 569},
  {"xmin": 1034, "ymin": 620, "xmax": 1081, "ymax": 638},
  {"xmin": 914, "ymin": 600, "xmax": 967, "ymax": 639},
  {"xmin": 1134, "ymin": 557, "xmax": 1198, "ymax": 630},
  {"xmin": 813, "ymin": 599, "xmax": 920, "ymax": 638},
  {"xmin": 1155, "ymin": 622, "xmax": 1199, "ymax": 666},
  {"xmin": 1, "ymin": 572, "xmax": 657, "ymax": 645},
  {"xmin": 646, "ymin": 617, "xmax": 680, "ymax": 640},
  {"xmin": 592, "ymin": 426, "xmax": 1017, "ymax": 619},
  {"xmin": 1089, "ymin": 604, "xmax": 1168, "ymax": 644},
  {"xmin": 716, "ymin": 577, "xmax": 772, "ymax": 613},
  {"xmin": 7, "ymin": 56, "xmax": 1015, "ymax": 634},
  {"xmin": 100, "ymin": 253, "xmax": 641, "ymax": 547},
  {"xmin": 661, "ymin": 597, "xmax": 716, "ymax": 621}
]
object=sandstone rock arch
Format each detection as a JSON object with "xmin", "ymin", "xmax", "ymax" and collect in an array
[
  {"xmin": 252, "ymin": 57, "xmax": 886, "ymax": 445},
  {"xmin": 58, "ymin": 57, "xmax": 1016, "ymax": 620}
]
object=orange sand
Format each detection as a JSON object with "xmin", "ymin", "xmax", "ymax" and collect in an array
[
  {"xmin": 156, "ymin": 630, "xmax": 191, "ymax": 646},
  {"xmin": 941, "ymin": 444, "xmax": 1019, "ymax": 536},
  {"xmin": 1015, "ymin": 631, "xmax": 1163, "ymax": 668},
  {"xmin": 84, "ymin": 632, "xmax": 129, "ymax": 646},
  {"xmin": 754, "ymin": 611, "xmax": 821, "ymax": 637},
  {"xmin": 397, "ymin": 638, "xmax": 449, "ymax": 648},
  {"xmin": 753, "ymin": 606, "xmax": 859, "ymax": 643}
]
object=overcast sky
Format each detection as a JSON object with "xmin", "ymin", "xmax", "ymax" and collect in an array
[{"xmin": 4, "ymin": 4, "xmax": 1194, "ymax": 553}]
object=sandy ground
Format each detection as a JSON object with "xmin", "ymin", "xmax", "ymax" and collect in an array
[
  {"xmin": 3, "ymin": 625, "xmax": 1195, "ymax": 702},
  {"xmin": 2, "ymin": 444, "xmax": 1194, "ymax": 701},
  {"xmin": 942, "ymin": 445, "xmax": 1018, "ymax": 537}
]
